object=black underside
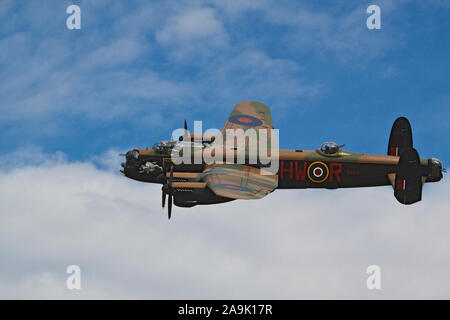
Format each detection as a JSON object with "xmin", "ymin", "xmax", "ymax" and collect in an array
[{"xmin": 174, "ymin": 187, "xmax": 234, "ymax": 208}]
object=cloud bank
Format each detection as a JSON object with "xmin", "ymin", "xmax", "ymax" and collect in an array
[{"xmin": 0, "ymin": 151, "xmax": 448, "ymax": 299}]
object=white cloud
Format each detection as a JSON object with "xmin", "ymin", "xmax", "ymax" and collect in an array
[
  {"xmin": 0, "ymin": 146, "xmax": 67, "ymax": 170},
  {"xmin": 0, "ymin": 0, "xmax": 413, "ymax": 127},
  {"xmin": 155, "ymin": 6, "xmax": 229, "ymax": 61},
  {"xmin": 0, "ymin": 1, "xmax": 324, "ymax": 130},
  {"xmin": 0, "ymin": 151, "xmax": 449, "ymax": 299},
  {"xmin": 81, "ymin": 38, "xmax": 146, "ymax": 70},
  {"xmin": 212, "ymin": 0, "xmax": 268, "ymax": 16},
  {"xmin": 210, "ymin": 0, "xmax": 401, "ymax": 64},
  {"xmin": 156, "ymin": 8, "xmax": 226, "ymax": 45}
]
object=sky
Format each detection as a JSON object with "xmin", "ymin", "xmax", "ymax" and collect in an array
[{"xmin": 0, "ymin": 0, "xmax": 449, "ymax": 299}]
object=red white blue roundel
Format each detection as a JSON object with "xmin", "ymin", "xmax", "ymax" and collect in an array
[
  {"xmin": 307, "ymin": 161, "xmax": 329, "ymax": 183},
  {"xmin": 228, "ymin": 114, "xmax": 263, "ymax": 127}
]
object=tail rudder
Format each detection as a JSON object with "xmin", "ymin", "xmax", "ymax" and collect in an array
[
  {"xmin": 388, "ymin": 117, "xmax": 413, "ymax": 156},
  {"xmin": 387, "ymin": 117, "xmax": 424, "ymax": 204}
]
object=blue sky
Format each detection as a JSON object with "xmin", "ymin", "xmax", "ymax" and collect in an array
[{"xmin": 1, "ymin": 0, "xmax": 449, "ymax": 164}]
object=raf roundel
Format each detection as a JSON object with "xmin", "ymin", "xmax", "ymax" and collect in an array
[
  {"xmin": 307, "ymin": 161, "xmax": 329, "ymax": 183},
  {"xmin": 228, "ymin": 114, "xmax": 263, "ymax": 127}
]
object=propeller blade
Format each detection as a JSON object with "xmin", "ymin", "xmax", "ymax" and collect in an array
[
  {"xmin": 167, "ymin": 164, "xmax": 174, "ymax": 219},
  {"xmin": 179, "ymin": 119, "xmax": 189, "ymax": 142},
  {"xmin": 161, "ymin": 159, "xmax": 168, "ymax": 210},
  {"xmin": 162, "ymin": 187, "xmax": 166, "ymax": 210},
  {"xmin": 162, "ymin": 159, "xmax": 167, "ymax": 180},
  {"xmin": 159, "ymin": 163, "xmax": 174, "ymax": 219},
  {"xmin": 168, "ymin": 194, "xmax": 172, "ymax": 219}
]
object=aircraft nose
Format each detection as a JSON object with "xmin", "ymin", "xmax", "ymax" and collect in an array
[{"xmin": 119, "ymin": 152, "xmax": 132, "ymax": 175}]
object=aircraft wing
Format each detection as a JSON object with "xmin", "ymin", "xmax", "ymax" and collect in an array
[
  {"xmin": 221, "ymin": 101, "xmax": 274, "ymax": 133},
  {"xmin": 201, "ymin": 163, "xmax": 278, "ymax": 200},
  {"xmin": 218, "ymin": 101, "xmax": 276, "ymax": 153}
]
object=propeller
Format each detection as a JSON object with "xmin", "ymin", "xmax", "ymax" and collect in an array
[
  {"xmin": 162, "ymin": 185, "xmax": 166, "ymax": 208},
  {"xmin": 168, "ymin": 169, "xmax": 173, "ymax": 220},
  {"xmin": 161, "ymin": 158, "xmax": 168, "ymax": 208},
  {"xmin": 179, "ymin": 119, "xmax": 189, "ymax": 141},
  {"xmin": 161, "ymin": 162, "xmax": 174, "ymax": 219}
]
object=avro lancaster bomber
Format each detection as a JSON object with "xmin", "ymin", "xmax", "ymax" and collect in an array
[{"xmin": 121, "ymin": 101, "xmax": 444, "ymax": 219}]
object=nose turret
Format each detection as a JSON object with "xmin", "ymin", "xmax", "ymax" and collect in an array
[
  {"xmin": 120, "ymin": 148, "xmax": 163, "ymax": 183},
  {"xmin": 126, "ymin": 149, "xmax": 139, "ymax": 161},
  {"xmin": 120, "ymin": 149, "xmax": 140, "ymax": 177}
]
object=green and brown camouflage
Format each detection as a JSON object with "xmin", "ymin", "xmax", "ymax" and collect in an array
[
  {"xmin": 121, "ymin": 101, "xmax": 443, "ymax": 214},
  {"xmin": 220, "ymin": 101, "xmax": 276, "ymax": 153},
  {"xmin": 201, "ymin": 163, "xmax": 278, "ymax": 199}
]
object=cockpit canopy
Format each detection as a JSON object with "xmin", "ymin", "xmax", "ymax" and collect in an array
[
  {"xmin": 320, "ymin": 142, "xmax": 340, "ymax": 155},
  {"xmin": 153, "ymin": 140, "xmax": 177, "ymax": 154}
]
